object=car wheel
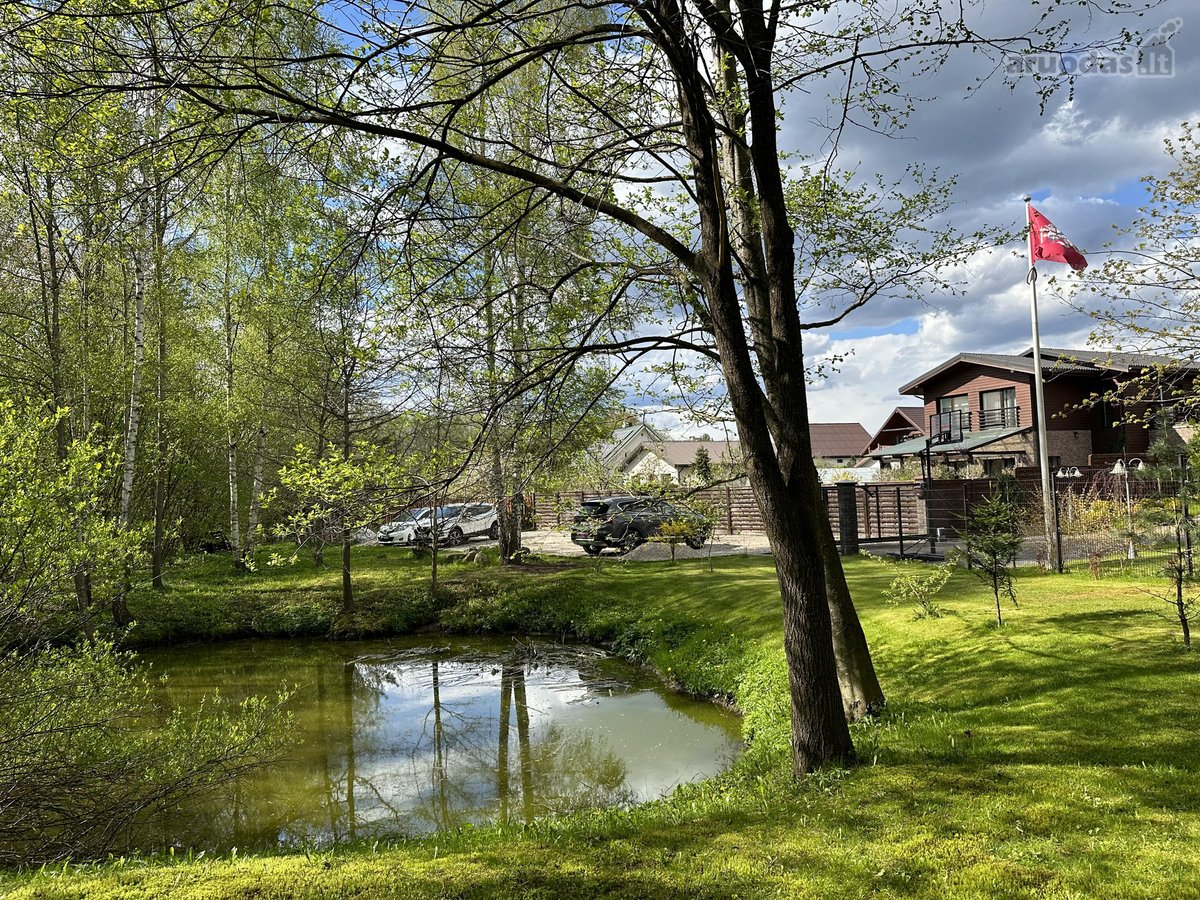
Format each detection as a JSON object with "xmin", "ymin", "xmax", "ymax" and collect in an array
[
  {"xmin": 685, "ymin": 535, "xmax": 706, "ymax": 550},
  {"xmin": 488, "ymin": 521, "xmax": 499, "ymax": 540},
  {"xmin": 620, "ymin": 529, "xmax": 645, "ymax": 554},
  {"xmin": 447, "ymin": 527, "xmax": 464, "ymax": 546},
  {"xmin": 583, "ymin": 545, "xmax": 602, "ymax": 557}
]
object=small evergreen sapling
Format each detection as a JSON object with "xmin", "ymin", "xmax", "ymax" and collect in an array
[{"xmin": 958, "ymin": 491, "xmax": 1023, "ymax": 626}]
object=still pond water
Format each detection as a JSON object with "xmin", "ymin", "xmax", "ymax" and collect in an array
[{"xmin": 137, "ymin": 638, "xmax": 740, "ymax": 853}]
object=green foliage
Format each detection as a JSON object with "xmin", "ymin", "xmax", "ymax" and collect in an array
[
  {"xmin": 957, "ymin": 491, "xmax": 1024, "ymax": 626},
  {"xmin": 0, "ymin": 641, "xmax": 290, "ymax": 865},
  {"xmin": 875, "ymin": 461, "xmax": 922, "ymax": 482},
  {"xmin": 884, "ymin": 561, "xmax": 953, "ymax": 619},
  {"xmin": 0, "ymin": 403, "xmax": 126, "ymax": 637},
  {"xmin": 648, "ymin": 517, "xmax": 706, "ymax": 562},
  {"xmin": 269, "ymin": 442, "xmax": 408, "ymax": 559},
  {"xmin": 691, "ymin": 447, "xmax": 713, "ymax": 485},
  {"xmin": 0, "ymin": 406, "xmax": 290, "ymax": 865}
]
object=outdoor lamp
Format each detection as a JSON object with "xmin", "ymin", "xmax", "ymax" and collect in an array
[
  {"xmin": 1110, "ymin": 459, "xmax": 1144, "ymax": 476},
  {"xmin": 1109, "ymin": 458, "xmax": 1145, "ymax": 560},
  {"xmin": 1055, "ymin": 467, "xmax": 1083, "ymax": 479}
]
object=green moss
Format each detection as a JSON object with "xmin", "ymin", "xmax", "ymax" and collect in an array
[{"xmin": 7, "ymin": 551, "xmax": 1200, "ymax": 897}]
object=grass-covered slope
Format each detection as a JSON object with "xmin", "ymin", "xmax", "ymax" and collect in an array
[{"xmin": 5, "ymin": 550, "xmax": 1200, "ymax": 898}]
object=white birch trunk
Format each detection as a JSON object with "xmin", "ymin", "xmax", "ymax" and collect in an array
[
  {"xmin": 221, "ymin": 215, "xmax": 242, "ymax": 565},
  {"xmin": 118, "ymin": 255, "xmax": 146, "ymax": 528}
]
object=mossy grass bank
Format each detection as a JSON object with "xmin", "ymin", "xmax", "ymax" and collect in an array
[{"xmin": 5, "ymin": 549, "xmax": 1200, "ymax": 898}]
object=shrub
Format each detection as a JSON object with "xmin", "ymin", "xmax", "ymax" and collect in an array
[{"xmin": 884, "ymin": 561, "xmax": 953, "ymax": 619}]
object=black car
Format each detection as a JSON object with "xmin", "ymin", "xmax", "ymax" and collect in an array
[{"xmin": 570, "ymin": 496, "xmax": 710, "ymax": 556}]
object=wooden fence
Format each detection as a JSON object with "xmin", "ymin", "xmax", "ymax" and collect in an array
[{"xmin": 529, "ymin": 482, "xmax": 926, "ymax": 541}]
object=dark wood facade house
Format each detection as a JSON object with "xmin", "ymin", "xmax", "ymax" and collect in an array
[{"xmin": 870, "ymin": 348, "xmax": 1198, "ymax": 474}]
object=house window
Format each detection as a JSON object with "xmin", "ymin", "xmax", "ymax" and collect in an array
[
  {"xmin": 931, "ymin": 395, "xmax": 970, "ymax": 444},
  {"xmin": 937, "ymin": 395, "xmax": 969, "ymax": 415},
  {"xmin": 979, "ymin": 388, "xmax": 1018, "ymax": 428}
]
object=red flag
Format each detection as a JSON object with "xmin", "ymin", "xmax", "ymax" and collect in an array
[{"xmin": 1027, "ymin": 205, "xmax": 1088, "ymax": 271}]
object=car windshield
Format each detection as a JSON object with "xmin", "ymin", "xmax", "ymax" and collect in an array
[
  {"xmin": 578, "ymin": 499, "xmax": 636, "ymax": 517},
  {"xmin": 404, "ymin": 508, "xmax": 430, "ymax": 523},
  {"xmin": 436, "ymin": 505, "xmax": 463, "ymax": 519}
]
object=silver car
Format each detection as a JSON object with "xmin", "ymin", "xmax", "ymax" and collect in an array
[
  {"xmin": 378, "ymin": 508, "xmax": 431, "ymax": 545},
  {"xmin": 414, "ymin": 503, "xmax": 499, "ymax": 546}
]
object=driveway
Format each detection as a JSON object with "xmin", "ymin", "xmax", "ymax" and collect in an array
[
  {"xmin": 520, "ymin": 529, "xmax": 773, "ymax": 560},
  {"xmin": 371, "ymin": 530, "xmax": 774, "ymax": 560}
]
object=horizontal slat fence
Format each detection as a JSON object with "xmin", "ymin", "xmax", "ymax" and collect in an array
[{"xmin": 529, "ymin": 482, "xmax": 926, "ymax": 541}]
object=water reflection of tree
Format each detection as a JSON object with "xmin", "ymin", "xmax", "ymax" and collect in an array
[
  {"xmin": 136, "ymin": 644, "xmax": 391, "ymax": 851},
  {"xmin": 136, "ymin": 644, "xmax": 704, "ymax": 851},
  {"xmin": 398, "ymin": 657, "xmax": 636, "ymax": 832}
]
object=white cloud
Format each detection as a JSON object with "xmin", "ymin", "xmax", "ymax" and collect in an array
[{"xmin": 768, "ymin": 0, "xmax": 1200, "ymax": 430}]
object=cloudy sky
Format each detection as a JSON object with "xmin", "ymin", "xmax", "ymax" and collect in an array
[{"xmin": 665, "ymin": 1, "xmax": 1199, "ymax": 440}]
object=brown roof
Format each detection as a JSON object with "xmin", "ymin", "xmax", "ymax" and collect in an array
[
  {"xmin": 647, "ymin": 440, "xmax": 741, "ymax": 467},
  {"xmin": 862, "ymin": 407, "xmax": 925, "ymax": 455},
  {"xmin": 810, "ymin": 423, "xmax": 871, "ymax": 460},
  {"xmin": 635, "ymin": 425, "xmax": 869, "ymax": 469}
]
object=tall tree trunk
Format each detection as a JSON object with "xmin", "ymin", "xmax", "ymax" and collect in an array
[
  {"xmin": 151, "ymin": 207, "xmax": 168, "ymax": 590},
  {"xmin": 221, "ymin": 186, "xmax": 243, "ymax": 570},
  {"xmin": 244, "ymin": 327, "xmax": 274, "ymax": 562},
  {"xmin": 25, "ymin": 165, "xmax": 94, "ymax": 622},
  {"xmin": 502, "ymin": 261, "xmax": 527, "ymax": 561},
  {"xmin": 697, "ymin": 235, "xmax": 854, "ymax": 770},
  {"xmin": 114, "ymin": 244, "xmax": 147, "ymax": 627},
  {"xmin": 712, "ymin": 26, "xmax": 883, "ymax": 722},
  {"xmin": 340, "ymin": 368, "xmax": 354, "ymax": 613},
  {"xmin": 74, "ymin": 197, "xmax": 95, "ymax": 617},
  {"xmin": 152, "ymin": 300, "xmax": 167, "ymax": 589},
  {"xmin": 817, "ymin": 522, "xmax": 886, "ymax": 719},
  {"xmin": 667, "ymin": 10, "xmax": 854, "ymax": 770}
]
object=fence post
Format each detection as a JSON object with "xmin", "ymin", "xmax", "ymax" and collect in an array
[
  {"xmin": 837, "ymin": 482, "xmax": 859, "ymax": 555},
  {"xmin": 725, "ymin": 485, "xmax": 734, "ymax": 535},
  {"xmin": 896, "ymin": 485, "xmax": 905, "ymax": 557}
]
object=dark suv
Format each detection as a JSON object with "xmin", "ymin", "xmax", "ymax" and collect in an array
[{"xmin": 570, "ymin": 496, "xmax": 710, "ymax": 556}]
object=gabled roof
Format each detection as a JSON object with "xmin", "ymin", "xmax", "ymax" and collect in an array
[
  {"xmin": 862, "ymin": 406, "xmax": 925, "ymax": 455},
  {"xmin": 810, "ymin": 422, "xmax": 871, "ymax": 459},
  {"xmin": 640, "ymin": 439, "xmax": 741, "ymax": 468},
  {"xmin": 897, "ymin": 347, "xmax": 1190, "ymax": 396},
  {"xmin": 599, "ymin": 422, "xmax": 665, "ymax": 468}
]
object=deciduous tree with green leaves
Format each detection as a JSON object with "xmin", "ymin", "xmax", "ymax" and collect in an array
[{"xmin": 0, "ymin": 402, "xmax": 289, "ymax": 865}]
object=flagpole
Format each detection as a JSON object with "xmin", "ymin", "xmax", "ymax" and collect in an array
[{"xmin": 1025, "ymin": 195, "xmax": 1057, "ymax": 570}]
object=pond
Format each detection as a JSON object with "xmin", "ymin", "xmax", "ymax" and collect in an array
[{"xmin": 134, "ymin": 637, "xmax": 741, "ymax": 853}]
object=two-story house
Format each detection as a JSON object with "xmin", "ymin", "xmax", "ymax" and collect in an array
[{"xmin": 870, "ymin": 348, "xmax": 1197, "ymax": 475}]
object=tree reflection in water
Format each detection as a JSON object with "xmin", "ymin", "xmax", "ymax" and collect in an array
[{"xmin": 131, "ymin": 639, "xmax": 737, "ymax": 854}]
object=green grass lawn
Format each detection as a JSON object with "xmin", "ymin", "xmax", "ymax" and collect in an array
[{"xmin": 5, "ymin": 547, "xmax": 1200, "ymax": 898}]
